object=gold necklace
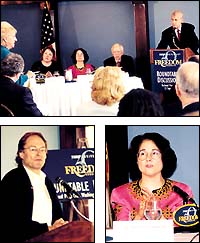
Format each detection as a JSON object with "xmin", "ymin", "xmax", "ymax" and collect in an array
[{"xmin": 75, "ymin": 64, "xmax": 85, "ymax": 70}]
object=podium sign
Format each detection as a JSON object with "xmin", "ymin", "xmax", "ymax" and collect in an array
[
  {"xmin": 151, "ymin": 49, "xmax": 183, "ymax": 92},
  {"xmin": 44, "ymin": 148, "xmax": 94, "ymax": 200}
]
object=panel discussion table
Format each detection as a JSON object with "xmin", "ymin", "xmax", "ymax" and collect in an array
[{"xmin": 28, "ymin": 75, "xmax": 144, "ymax": 116}]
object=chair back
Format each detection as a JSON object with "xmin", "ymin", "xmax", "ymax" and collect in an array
[{"xmin": 0, "ymin": 104, "xmax": 15, "ymax": 116}]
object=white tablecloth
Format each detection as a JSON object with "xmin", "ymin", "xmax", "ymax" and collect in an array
[
  {"xmin": 29, "ymin": 75, "xmax": 143, "ymax": 116},
  {"xmin": 106, "ymin": 229, "xmax": 199, "ymax": 242}
]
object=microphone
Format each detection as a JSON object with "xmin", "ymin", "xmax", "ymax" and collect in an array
[
  {"xmin": 173, "ymin": 185, "xmax": 196, "ymax": 205},
  {"xmin": 56, "ymin": 176, "xmax": 80, "ymax": 197}
]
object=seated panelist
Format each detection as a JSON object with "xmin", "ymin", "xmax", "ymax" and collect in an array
[
  {"xmin": 65, "ymin": 48, "xmax": 95, "ymax": 79},
  {"xmin": 103, "ymin": 43, "xmax": 135, "ymax": 77},
  {"xmin": 31, "ymin": 46, "xmax": 63, "ymax": 78}
]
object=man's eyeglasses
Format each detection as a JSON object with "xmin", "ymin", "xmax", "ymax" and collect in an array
[
  {"xmin": 23, "ymin": 146, "xmax": 47, "ymax": 154},
  {"xmin": 137, "ymin": 149, "xmax": 161, "ymax": 160}
]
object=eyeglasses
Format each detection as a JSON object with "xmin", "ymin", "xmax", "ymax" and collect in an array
[
  {"xmin": 23, "ymin": 146, "xmax": 47, "ymax": 154},
  {"xmin": 137, "ymin": 149, "xmax": 161, "ymax": 160}
]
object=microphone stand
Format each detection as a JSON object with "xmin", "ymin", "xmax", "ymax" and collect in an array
[{"xmin": 68, "ymin": 194, "xmax": 92, "ymax": 222}]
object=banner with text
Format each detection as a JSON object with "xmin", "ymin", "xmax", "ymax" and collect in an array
[
  {"xmin": 152, "ymin": 49, "xmax": 183, "ymax": 92},
  {"xmin": 44, "ymin": 148, "xmax": 94, "ymax": 200}
]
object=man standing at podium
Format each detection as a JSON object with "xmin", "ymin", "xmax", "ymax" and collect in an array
[
  {"xmin": 157, "ymin": 10, "xmax": 199, "ymax": 54},
  {"xmin": 1, "ymin": 132, "xmax": 68, "ymax": 242}
]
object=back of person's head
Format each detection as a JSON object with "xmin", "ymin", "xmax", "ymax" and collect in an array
[
  {"xmin": 71, "ymin": 48, "xmax": 89, "ymax": 64},
  {"xmin": 1, "ymin": 52, "xmax": 24, "ymax": 76},
  {"xmin": 128, "ymin": 132, "xmax": 177, "ymax": 181},
  {"xmin": 1, "ymin": 21, "xmax": 17, "ymax": 44},
  {"xmin": 117, "ymin": 88, "xmax": 164, "ymax": 116},
  {"xmin": 91, "ymin": 66, "xmax": 125, "ymax": 106},
  {"xmin": 176, "ymin": 62, "xmax": 199, "ymax": 98},
  {"xmin": 188, "ymin": 55, "xmax": 199, "ymax": 63}
]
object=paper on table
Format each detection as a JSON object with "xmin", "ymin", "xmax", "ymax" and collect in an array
[{"xmin": 112, "ymin": 220, "xmax": 174, "ymax": 242}]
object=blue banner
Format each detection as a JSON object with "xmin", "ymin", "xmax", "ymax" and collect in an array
[
  {"xmin": 44, "ymin": 148, "xmax": 94, "ymax": 200},
  {"xmin": 152, "ymin": 49, "xmax": 184, "ymax": 92}
]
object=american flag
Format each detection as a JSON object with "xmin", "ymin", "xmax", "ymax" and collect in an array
[{"xmin": 41, "ymin": 1, "xmax": 55, "ymax": 51}]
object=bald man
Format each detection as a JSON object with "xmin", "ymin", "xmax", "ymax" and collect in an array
[
  {"xmin": 103, "ymin": 43, "xmax": 135, "ymax": 76},
  {"xmin": 157, "ymin": 10, "xmax": 199, "ymax": 54},
  {"xmin": 175, "ymin": 62, "xmax": 199, "ymax": 116}
]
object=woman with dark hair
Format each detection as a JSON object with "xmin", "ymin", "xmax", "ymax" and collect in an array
[
  {"xmin": 66, "ymin": 48, "xmax": 95, "ymax": 79},
  {"xmin": 31, "ymin": 46, "xmax": 63, "ymax": 77},
  {"xmin": 1, "ymin": 132, "xmax": 67, "ymax": 242},
  {"xmin": 110, "ymin": 132, "xmax": 194, "ymax": 224},
  {"xmin": 117, "ymin": 88, "xmax": 164, "ymax": 116}
]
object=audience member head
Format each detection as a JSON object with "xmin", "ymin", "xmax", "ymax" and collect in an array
[
  {"xmin": 40, "ymin": 46, "xmax": 56, "ymax": 62},
  {"xmin": 175, "ymin": 62, "xmax": 199, "ymax": 106},
  {"xmin": 1, "ymin": 52, "xmax": 24, "ymax": 77},
  {"xmin": 188, "ymin": 55, "xmax": 199, "ymax": 63},
  {"xmin": 128, "ymin": 132, "xmax": 177, "ymax": 181},
  {"xmin": 111, "ymin": 43, "xmax": 124, "ymax": 62},
  {"xmin": 15, "ymin": 132, "xmax": 47, "ymax": 165},
  {"xmin": 91, "ymin": 66, "xmax": 125, "ymax": 106},
  {"xmin": 171, "ymin": 10, "xmax": 183, "ymax": 29},
  {"xmin": 1, "ymin": 21, "xmax": 17, "ymax": 50},
  {"xmin": 71, "ymin": 48, "xmax": 89, "ymax": 64},
  {"xmin": 117, "ymin": 88, "xmax": 164, "ymax": 116}
]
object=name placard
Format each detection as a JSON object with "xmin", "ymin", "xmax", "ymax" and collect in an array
[{"xmin": 113, "ymin": 220, "xmax": 174, "ymax": 242}]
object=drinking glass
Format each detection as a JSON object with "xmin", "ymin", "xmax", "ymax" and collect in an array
[
  {"xmin": 85, "ymin": 68, "xmax": 91, "ymax": 75},
  {"xmin": 144, "ymin": 196, "xmax": 162, "ymax": 220},
  {"xmin": 53, "ymin": 71, "xmax": 60, "ymax": 77},
  {"xmin": 65, "ymin": 69, "xmax": 73, "ymax": 81}
]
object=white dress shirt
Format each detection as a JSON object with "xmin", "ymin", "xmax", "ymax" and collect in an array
[{"xmin": 23, "ymin": 165, "xmax": 52, "ymax": 226}]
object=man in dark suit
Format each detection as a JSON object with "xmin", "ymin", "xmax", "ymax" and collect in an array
[
  {"xmin": 0, "ymin": 52, "xmax": 43, "ymax": 116},
  {"xmin": 157, "ymin": 10, "xmax": 199, "ymax": 54},
  {"xmin": 103, "ymin": 43, "xmax": 135, "ymax": 76}
]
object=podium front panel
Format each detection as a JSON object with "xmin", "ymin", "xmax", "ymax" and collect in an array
[{"xmin": 151, "ymin": 49, "xmax": 184, "ymax": 92}]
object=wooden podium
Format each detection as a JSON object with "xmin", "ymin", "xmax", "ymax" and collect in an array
[{"xmin": 26, "ymin": 221, "xmax": 94, "ymax": 242}]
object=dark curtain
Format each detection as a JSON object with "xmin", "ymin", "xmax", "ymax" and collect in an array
[{"xmin": 105, "ymin": 125, "xmax": 129, "ymax": 193}]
